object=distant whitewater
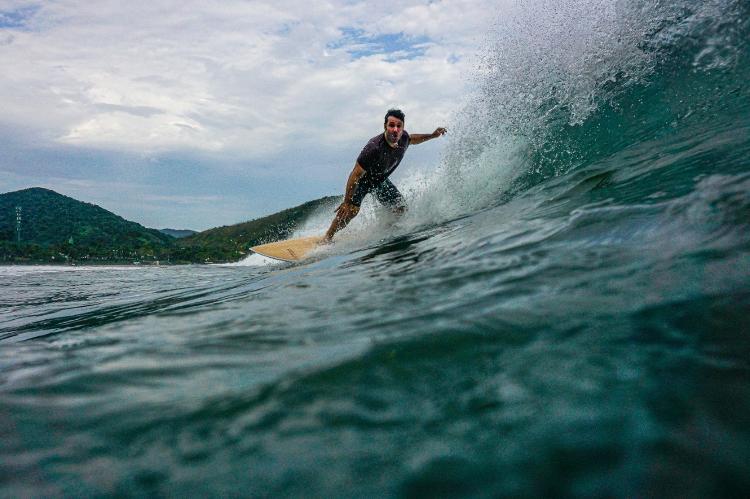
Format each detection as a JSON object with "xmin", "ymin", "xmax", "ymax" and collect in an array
[{"xmin": 2, "ymin": 1, "xmax": 749, "ymax": 496}]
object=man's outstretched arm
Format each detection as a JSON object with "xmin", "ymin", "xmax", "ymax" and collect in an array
[{"xmin": 409, "ymin": 127, "xmax": 447, "ymax": 145}]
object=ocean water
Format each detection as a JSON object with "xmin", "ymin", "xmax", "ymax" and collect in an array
[{"xmin": 2, "ymin": 0, "xmax": 749, "ymax": 496}]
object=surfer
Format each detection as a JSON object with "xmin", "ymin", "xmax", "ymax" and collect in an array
[{"xmin": 323, "ymin": 109, "xmax": 447, "ymax": 242}]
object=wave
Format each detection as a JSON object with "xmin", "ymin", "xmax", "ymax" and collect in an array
[
  {"xmin": 285, "ymin": 0, "xmax": 748, "ymax": 255},
  {"xmin": 431, "ymin": 0, "xmax": 748, "ymax": 216}
]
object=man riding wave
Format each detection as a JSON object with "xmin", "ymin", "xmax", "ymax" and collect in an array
[{"xmin": 324, "ymin": 109, "xmax": 447, "ymax": 242}]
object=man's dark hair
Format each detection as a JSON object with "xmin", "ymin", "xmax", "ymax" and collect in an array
[{"xmin": 384, "ymin": 109, "xmax": 405, "ymax": 125}]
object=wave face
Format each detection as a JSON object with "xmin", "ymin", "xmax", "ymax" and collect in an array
[{"xmin": 2, "ymin": 1, "xmax": 749, "ymax": 496}]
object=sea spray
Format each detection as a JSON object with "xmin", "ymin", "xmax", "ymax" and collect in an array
[{"xmin": 293, "ymin": 0, "xmax": 748, "ymax": 251}]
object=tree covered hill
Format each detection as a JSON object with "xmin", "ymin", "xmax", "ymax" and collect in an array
[
  {"xmin": 0, "ymin": 187, "xmax": 172, "ymax": 247},
  {"xmin": 172, "ymin": 196, "xmax": 340, "ymax": 262},
  {"xmin": 159, "ymin": 228, "xmax": 197, "ymax": 238},
  {"xmin": 0, "ymin": 187, "xmax": 340, "ymax": 264}
]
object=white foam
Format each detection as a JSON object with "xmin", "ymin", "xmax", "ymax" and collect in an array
[{"xmin": 225, "ymin": 253, "xmax": 280, "ymax": 267}]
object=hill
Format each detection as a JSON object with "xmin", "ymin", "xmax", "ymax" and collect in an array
[
  {"xmin": 172, "ymin": 196, "xmax": 340, "ymax": 262},
  {"xmin": 159, "ymin": 228, "xmax": 197, "ymax": 239},
  {"xmin": 0, "ymin": 187, "xmax": 340, "ymax": 264},
  {"xmin": 0, "ymin": 188, "xmax": 174, "ymax": 263}
]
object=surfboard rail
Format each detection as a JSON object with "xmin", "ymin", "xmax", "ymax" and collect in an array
[{"xmin": 250, "ymin": 235, "xmax": 324, "ymax": 262}]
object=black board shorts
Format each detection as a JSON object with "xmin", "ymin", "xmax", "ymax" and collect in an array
[{"xmin": 351, "ymin": 176, "xmax": 405, "ymax": 209}]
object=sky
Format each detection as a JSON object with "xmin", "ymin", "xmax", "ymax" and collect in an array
[{"xmin": 0, "ymin": 0, "xmax": 497, "ymax": 230}]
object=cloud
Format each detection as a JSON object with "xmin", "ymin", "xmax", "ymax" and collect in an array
[
  {"xmin": 1, "ymin": 0, "xmax": 495, "ymax": 155},
  {"xmin": 327, "ymin": 28, "xmax": 432, "ymax": 60},
  {"xmin": 0, "ymin": 0, "xmax": 499, "ymax": 228},
  {"xmin": 0, "ymin": 4, "xmax": 39, "ymax": 29}
]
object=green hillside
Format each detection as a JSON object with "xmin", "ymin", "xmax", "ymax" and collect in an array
[
  {"xmin": 0, "ymin": 187, "xmax": 340, "ymax": 264},
  {"xmin": 1, "ymin": 188, "xmax": 172, "ymax": 246},
  {"xmin": 172, "ymin": 196, "xmax": 339, "ymax": 262},
  {"xmin": 159, "ymin": 228, "xmax": 197, "ymax": 238},
  {"xmin": 0, "ymin": 188, "xmax": 174, "ymax": 263}
]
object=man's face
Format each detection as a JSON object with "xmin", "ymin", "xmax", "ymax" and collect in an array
[{"xmin": 384, "ymin": 116, "xmax": 404, "ymax": 145}]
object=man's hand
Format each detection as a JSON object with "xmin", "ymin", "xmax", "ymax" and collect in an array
[
  {"xmin": 333, "ymin": 201, "xmax": 360, "ymax": 219},
  {"xmin": 431, "ymin": 127, "xmax": 447, "ymax": 138},
  {"xmin": 324, "ymin": 201, "xmax": 360, "ymax": 242}
]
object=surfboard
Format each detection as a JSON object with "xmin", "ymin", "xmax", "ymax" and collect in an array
[{"xmin": 250, "ymin": 235, "xmax": 324, "ymax": 262}]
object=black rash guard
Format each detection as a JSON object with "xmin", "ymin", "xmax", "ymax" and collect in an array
[
  {"xmin": 356, "ymin": 131, "xmax": 411, "ymax": 184},
  {"xmin": 349, "ymin": 131, "xmax": 411, "ymax": 207}
]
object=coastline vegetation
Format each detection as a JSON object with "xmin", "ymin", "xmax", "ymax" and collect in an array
[{"xmin": 1, "ymin": 187, "xmax": 339, "ymax": 264}]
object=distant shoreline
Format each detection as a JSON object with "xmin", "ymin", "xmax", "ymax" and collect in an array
[
  {"xmin": 2, "ymin": 188, "xmax": 340, "ymax": 265},
  {"xmin": 0, "ymin": 260, "xmax": 179, "ymax": 266}
]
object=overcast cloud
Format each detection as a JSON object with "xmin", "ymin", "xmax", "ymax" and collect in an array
[{"xmin": 1, "ymin": 0, "xmax": 497, "ymax": 229}]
